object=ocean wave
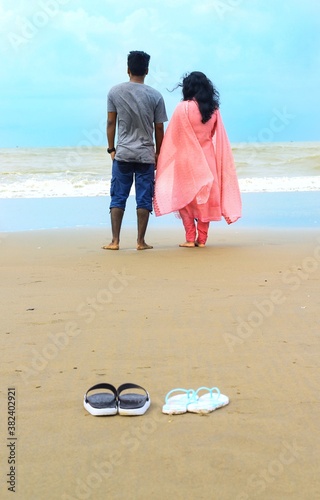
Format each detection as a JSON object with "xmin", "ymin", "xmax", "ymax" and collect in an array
[
  {"xmin": 0, "ymin": 179, "xmax": 111, "ymax": 199},
  {"xmin": 1, "ymin": 176, "xmax": 320, "ymax": 199},
  {"xmin": 1, "ymin": 143, "xmax": 320, "ymax": 198}
]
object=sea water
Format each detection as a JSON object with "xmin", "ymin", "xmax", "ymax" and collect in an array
[
  {"xmin": 1, "ymin": 142, "xmax": 320, "ymax": 199},
  {"xmin": 1, "ymin": 143, "xmax": 319, "ymax": 231}
]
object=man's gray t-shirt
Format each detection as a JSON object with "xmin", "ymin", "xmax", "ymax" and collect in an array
[{"xmin": 107, "ymin": 82, "xmax": 168, "ymax": 164}]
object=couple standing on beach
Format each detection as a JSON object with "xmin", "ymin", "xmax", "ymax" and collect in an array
[{"xmin": 103, "ymin": 51, "xmax": 241, "ymax": 250}]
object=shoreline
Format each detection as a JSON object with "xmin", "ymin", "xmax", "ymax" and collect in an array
[{"xmin": 1, "ymin": 191, "xmax": 320, "ymax": 233}]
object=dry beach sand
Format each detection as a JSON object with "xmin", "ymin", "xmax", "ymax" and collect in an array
[{"xmin": 1, "ymin": 225, "xmax": 320, "ymax": 499}]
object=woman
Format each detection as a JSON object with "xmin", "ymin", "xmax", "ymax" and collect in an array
[{"xmin": 154, "ymin": 71, "xmax": 241, "ymax": 247}]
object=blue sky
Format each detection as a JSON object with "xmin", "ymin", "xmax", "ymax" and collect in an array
[{"xmin": 1, "ymin": 0, "xmax": 319, "ymax": 147}]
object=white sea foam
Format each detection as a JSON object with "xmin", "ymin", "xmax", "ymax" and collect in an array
[
  {"xmin": 1, "ymin": 176, "xmax": 320, "ymax": 199},
  {"xmin": 239, "ymin": 176, "xmax": 320, "ymax": 192}
]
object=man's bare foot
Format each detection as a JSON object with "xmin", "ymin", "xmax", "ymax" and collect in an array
[
  {"xmin": 179, "ymin": 241, "xmax": 195, "ymax": 248},
  {"xmin": 195, "ymin": 241, "xmax": 206, "ymax": 247},
  {"xmin": 102, "ymin": 242, "xmax": 119, "ymax": 250},
  {"xmin": 137, "ymin": 242, "xmax": 153, "ymax": 250}
]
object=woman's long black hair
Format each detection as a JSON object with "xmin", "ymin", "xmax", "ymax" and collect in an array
[{"xmin": 180, "ymin": 71, "xmax": 220, "ymax": 124}]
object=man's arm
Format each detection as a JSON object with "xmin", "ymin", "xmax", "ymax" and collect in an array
[
  {"xmin": 107, "ymin": 111, "xmax": 117, "ymax": 160},
  {"xmin": 154, "ymin": 122, "xmax": 164, "ymax": 168}
]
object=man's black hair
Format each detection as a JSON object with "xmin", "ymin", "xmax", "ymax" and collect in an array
[{"xmin": 127, "ymin": 51, "xmax": 150, "ymax": 76}]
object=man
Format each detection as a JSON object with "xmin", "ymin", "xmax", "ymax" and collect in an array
[{"xmin": 103, "ymin": 50, "xmax": 168, "ymax": 250}]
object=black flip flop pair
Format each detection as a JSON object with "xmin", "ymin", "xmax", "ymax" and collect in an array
[{"xmin": 83, "ymin": 383, "xmax": 150, "ymax": 416}]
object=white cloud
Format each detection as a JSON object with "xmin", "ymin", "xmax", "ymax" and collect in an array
[
  {"xmin": 55, "ymin": 7, "xmax": 115, "ymax": 41},
  {"xmin": 0, "ymin": 0, "xmax": 319, "ymax": 145}
]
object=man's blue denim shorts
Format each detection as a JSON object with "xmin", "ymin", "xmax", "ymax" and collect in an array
[{"xmin": 109, "ymin": 159, "xmax": 155, "ymax": 212}]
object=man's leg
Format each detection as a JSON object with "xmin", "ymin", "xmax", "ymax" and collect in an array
[
  {"xmin": 135, "ymin": 163, "xmax": 154, "ymax": 250},
  {"xmin": 102, "ymin": 160, "xmax": 132, "ymax": 250},
  {"xmin": 137, "ymin": 208, "xmax": 153, "ymax": 250},
  {"xmin": 103, "ymin": 207, "xmax": 124, "ymax": 250}
]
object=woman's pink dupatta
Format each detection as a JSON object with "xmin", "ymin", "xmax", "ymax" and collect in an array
[
  {"xmin": 154, "ymin": 101, "xmax": 241, "ymax": 224},
  {"xmin": 214, "ymin": 109, "xmax": 242, "ymax": 224}
]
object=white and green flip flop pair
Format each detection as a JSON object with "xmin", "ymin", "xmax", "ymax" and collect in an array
[{"xmin": 162, "ymin": 387, "xmax": 229, "ymax": 415}]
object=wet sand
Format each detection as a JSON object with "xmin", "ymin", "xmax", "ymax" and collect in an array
[{"xmin": 1, "ymin": 225, "xmax": 320, "ymax": 499}]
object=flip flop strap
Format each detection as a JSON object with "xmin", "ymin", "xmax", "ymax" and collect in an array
[
  {"xmin": 165, "ymin": 388, "xmax": 196, "ymax": 403},
  {"xmin": 195, "ymin": 386, "xmax": 221, "ymax": 398},
  {"xmin": 85, "ymin": 383, "xmax": 117, "ymax": 401},
  {"xmin": 117, "ymin": 383, "xmax": 149, "ymax": 400}
]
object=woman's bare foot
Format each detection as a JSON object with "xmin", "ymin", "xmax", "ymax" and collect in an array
[
  {"xmin": 195, "ymin": 241, "xmax": 206, "ymax": 247},
  {"xmin": 179, "ymin": 241, "xmax": 195, "ymax": 248},
  {"xmin": 102, "ymin": 242, "xmax": 119, "ymax": 250},
  {"xmin": 137, "ymin": 242, "xmax": 153, "ymax": 250}
]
